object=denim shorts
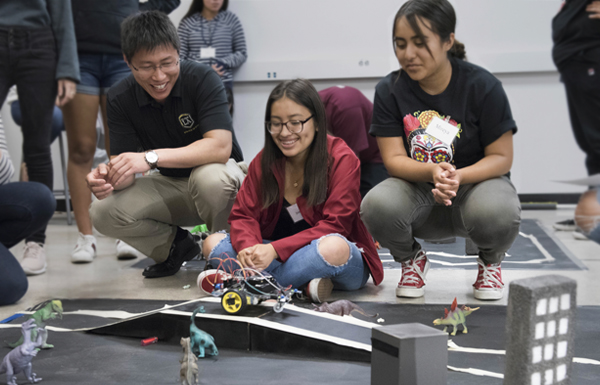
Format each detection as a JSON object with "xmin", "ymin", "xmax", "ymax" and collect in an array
[{"xmin": 77, "ymin": 53, "xmax": 131, "ymax": 96}]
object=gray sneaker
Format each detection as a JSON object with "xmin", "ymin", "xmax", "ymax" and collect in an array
[{"xmin": 21, "ymin": 242, "xmax": 47, "ymax": 275}]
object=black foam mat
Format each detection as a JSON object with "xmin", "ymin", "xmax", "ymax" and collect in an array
[{"xmin": 2, "ymin": 300, "xmax": 599, "ymax": 384}]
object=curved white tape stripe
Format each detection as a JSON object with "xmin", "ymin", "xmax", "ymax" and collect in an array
[
  {"xmin": 162, "ymin": 309, "xmax": 372, "ymax": 352},
  {"xmin": 449, "ymin": 341, "xmax": 600, "ymax": 365},
  {"xmin": 447, "ymin": 365, "xmax": 504, "ymax": 379},
  {"xmin": 282, "ymin": 304, "xmax": 380, "ymax": 328},
  {"xmin": 518, "ymin": 232, "xmax": 555, "ymax": 262}
]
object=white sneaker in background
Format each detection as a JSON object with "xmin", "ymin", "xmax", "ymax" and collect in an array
[
  {"xmin": 116, "ymin": 240, "xmax": 146, "ymax": 260},
  {"xmin": 21, "ymin": 242, "xmax": 47, "ymax": 275},
  {"xmin": 71, "ymin": 233, "xmax": 97, "ymax": 263},
  {"xmin": 573, "ymin": 228, "xmax": 590, "ymax": 240}
]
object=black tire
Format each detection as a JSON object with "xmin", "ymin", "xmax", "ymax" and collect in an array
[{"xmin": 221, "ymin": 289, "xmax": 247, "ymax": 314}]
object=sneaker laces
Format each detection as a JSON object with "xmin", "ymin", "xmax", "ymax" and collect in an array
[
  {"xmin": 477, "ymin": 260, "xmax": 503, "ymax": 288},
  {"xmin": 74, "ymin": 234, "xmax": 95, "ymax": 253},
  {"xmin": 400, "ymin": 252, "xmax": 427, "ymax": 285},
  {"xmin": 23, "ymin": 242, "xmax": 42, "ymax": 260}
]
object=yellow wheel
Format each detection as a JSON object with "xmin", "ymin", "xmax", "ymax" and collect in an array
[{"xmin": 221, "ymin": 289, "xmax": 247, "ymax": 314}]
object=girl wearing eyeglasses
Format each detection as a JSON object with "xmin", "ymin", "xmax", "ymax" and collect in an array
[
  {"xmin": 200, "ymin": 79, "xmax": 383, "ymax": 303},
  {"xmin": 360, "ymin": 0, "xmax": 521, "ymax": 301}
]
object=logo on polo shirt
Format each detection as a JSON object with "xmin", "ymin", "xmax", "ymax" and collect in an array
[{"xmin": 179, "ymin": 113, "xmax": 195, "ymax": 130}]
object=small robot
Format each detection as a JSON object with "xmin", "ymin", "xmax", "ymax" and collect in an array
[{"xmin": 213, "ymin": 268, "xmax": 297, "ymax": 315}]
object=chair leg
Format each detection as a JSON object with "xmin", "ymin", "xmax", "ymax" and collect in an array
[{"xmin": 58, "ymin": 133, "xmax": 73, "ymax": 225}]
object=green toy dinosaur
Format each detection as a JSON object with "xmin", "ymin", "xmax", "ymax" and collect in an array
[
  {"xmin": 7, "ymin": 300, "xmax": 63, "ymax": 349},
  {"xmin": 432, "ymin": 298, "xmax": 479, "ymax": 336}
]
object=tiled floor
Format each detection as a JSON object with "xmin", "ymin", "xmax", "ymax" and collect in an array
[{"xmin": 2, "ymin": 205, "xmax": 599, "ymax": 321}]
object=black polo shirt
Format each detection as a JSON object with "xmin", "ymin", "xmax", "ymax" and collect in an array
[{"xmin": 107, "ymin": 60, "xmax": 243, "ymax": 178}]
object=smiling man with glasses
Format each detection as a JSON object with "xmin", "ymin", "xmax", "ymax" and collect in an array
[{"xmin": 86, "ymin": 10, "xmax": 245, "ymax": 278}]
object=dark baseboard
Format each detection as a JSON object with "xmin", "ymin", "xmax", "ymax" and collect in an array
[{"xmin": 519, "ymin": 193, "xmax": 580, "ymax": 205}]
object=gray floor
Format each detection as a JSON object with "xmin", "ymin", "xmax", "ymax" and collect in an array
[{"xmin": 2, "ymin": 205, "xmax": 600, "ymax": 322}]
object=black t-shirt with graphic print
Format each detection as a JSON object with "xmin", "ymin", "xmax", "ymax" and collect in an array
[
  {"xmin": 370, "ymin": 57, "xmax": 516, "ymax": 171},
  {"xmin": 107, "ymin": 60, "xmax": 243, "ymax": 177}
]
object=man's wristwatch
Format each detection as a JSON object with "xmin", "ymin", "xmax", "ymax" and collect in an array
[{"xmin": 144, "ymin": 150, "xmax": 159, "ymax": 169}]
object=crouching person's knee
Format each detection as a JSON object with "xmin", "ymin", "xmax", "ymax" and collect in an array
[{"xmin": 90, "ymin": 198, "xmax": 119, "ymax": 238}]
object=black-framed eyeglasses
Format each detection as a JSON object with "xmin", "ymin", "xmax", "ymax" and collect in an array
[
  {"xmin": 131, "ymin": 59, "xmax": 180, "ymax": 75},
  {"xmin": 265, "ymin": 115, "xmax": 314, "ymax": 134}
]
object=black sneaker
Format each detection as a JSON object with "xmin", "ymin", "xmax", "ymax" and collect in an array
[
  {"xmin": 142, "ymin": 231, "xmax": 200, "ymax": 278},
  {"xmin": 553, "ymin": 219, "xmax": 576, "ymax": 231}
]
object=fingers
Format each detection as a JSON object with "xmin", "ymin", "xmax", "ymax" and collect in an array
[{"xmin": 432, "ymin": 189, "xmax": 453, "ymax": 206}]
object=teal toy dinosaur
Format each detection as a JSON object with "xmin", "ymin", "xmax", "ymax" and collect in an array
[
  {"xmin": 189, "ymin": 307, "xmax": 218, "ymax": 358},
  {"xmin": 433, "ymin": 298, "xmax": 479, "ymax": 336},
  {"xmin": 7, "ymin": 300, "xmax": 63, "ymax": 349}
]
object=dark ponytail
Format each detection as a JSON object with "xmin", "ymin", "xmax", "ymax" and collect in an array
[
  {"xmin": 449, "ymin": 39, "xmax": 466, "ymax": 60},
  {"xmin": 393, "ymin": 0, "xmax": 467, "ymax": 61}
]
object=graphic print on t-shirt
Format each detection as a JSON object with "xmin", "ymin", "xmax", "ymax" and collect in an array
[{"xmin": 403, "ymin": 110, "xmax": 461, "ymax": 164}]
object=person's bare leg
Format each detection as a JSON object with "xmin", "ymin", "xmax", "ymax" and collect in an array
[
  {"xmin": 62, "ymin": 93, "xmax": 100, "ymax": 235},
  {"xmin": 99, "ymin": 95, "xmax": 110, "ymax": 157}
]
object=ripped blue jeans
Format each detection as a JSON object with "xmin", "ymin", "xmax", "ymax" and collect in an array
[{"xmin": 207, "ymin": 233, "xmax": 370, "ymax": 290}]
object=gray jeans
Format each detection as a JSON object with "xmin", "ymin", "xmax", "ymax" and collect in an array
[
  {"xmin": 90, "ymin": 159, "xmax": 247, "ymax": 262},
  {"xmin": 360, "ymin": 176, "xmax": 521, "ymax": 264}
]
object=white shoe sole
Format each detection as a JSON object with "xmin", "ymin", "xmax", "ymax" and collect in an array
[
  {"xmin": 22, "ymin": 263, "xmax": 47, "ymax": 276},
  {"xmin": 71, "ymin": 255, "xmax": 95, "ymax": 264},
  {"xmin": 573, "ymin": 231, "xmax": 589, "ymax": 240},
  {"xmin": 473, "ymin": 287, "xmax": 504, "ymax": 300},
  {"xmin": 396, "ymin": 286, "xmax": 425, "ymax": 298},
  {"xmin": 308, "ymin": 278, "xmax": 333, "ymax": 303}
]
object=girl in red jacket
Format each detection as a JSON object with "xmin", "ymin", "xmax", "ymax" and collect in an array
[{"xmin": 200, "ymin": 79, "xmax": 383, "ymax": 303}]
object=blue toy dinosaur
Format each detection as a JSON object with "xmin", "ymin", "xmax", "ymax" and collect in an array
[
  {"xmin": 1, "ymin": 319, "xmax": 44, "ymax": 385},
  {"xmin": 189, "ymin": 307, "xmax": 218, "ymax": 358},
  {"xmin": 433, "ymin": 298, "xmax": 480, "ymax": 336}
]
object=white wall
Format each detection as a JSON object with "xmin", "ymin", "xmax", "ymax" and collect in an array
[{"xmin": 0, "ymin": 0, "xmax": 587, "ymax": 195}]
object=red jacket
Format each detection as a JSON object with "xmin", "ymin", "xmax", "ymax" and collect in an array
[{"xmin": 229, "ymin": 135, "xmax": 383, "ymax": 285}]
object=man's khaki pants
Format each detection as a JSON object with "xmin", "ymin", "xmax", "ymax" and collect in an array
[{"xmin": 90, "ymin": 159, "xmax": 247, "ymax": 262}]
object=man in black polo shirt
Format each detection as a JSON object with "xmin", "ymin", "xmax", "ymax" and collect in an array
[{"xmin": 86, "ymin": 11, "xmax": 245, "ymax": 278}]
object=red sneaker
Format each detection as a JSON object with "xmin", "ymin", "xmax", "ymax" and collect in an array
[
  {"xmin": 197, "ymin": 269, "xmax": 230, "ymax": 295},
  {"xmin": 396, "ymin": 250, "xmax": 429, "ymax": 298},
  {"xmin": 473, "ymin": 258, "xmax": 504, "ymax": 300}
]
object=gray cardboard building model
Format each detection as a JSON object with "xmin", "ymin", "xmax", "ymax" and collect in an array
[
  {"xmin": 371, "ymin": 323, "xmax": 448, "ymax": 385},
  {"xmin": 504, "ymin": 275, "xmax": 577, "ymax": 385}
]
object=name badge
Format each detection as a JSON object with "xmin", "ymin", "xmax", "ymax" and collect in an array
[
  {"xmin": 425, "ymin": 116, "xmax": 459, "ymax": 146},
  {"xmin": 286, "ymin": 204, "xmax": 304, "ymax": 223},
  {"xmin": 200, "ymin": 47, "xmax": 216, "ymax": 59}
]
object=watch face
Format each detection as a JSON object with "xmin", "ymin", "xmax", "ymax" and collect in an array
[{"xmin": 146, "ymin": 152, "xmax": 158, "ymax": 163}]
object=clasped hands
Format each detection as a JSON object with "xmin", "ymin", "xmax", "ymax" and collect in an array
[
  {"xmin": 431, "ymin": 162, "xmax": 461, "ymax": 206},
  {"xmin": 236, "ymin": 243, "xmax": 278, "ymax": 271},
  {"xmin": 86, "ymin": 152, "xmax": 151, "ymax": 200}
]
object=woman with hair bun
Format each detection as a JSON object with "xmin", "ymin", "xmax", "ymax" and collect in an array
[{"xmin": 361, "ymin": 0, "xmax": 521, "ymax": 301}]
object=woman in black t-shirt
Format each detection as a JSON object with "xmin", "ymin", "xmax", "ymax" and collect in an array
[{"xmin": 360, "ymin": 0, "xmax": 521, "ymax": 301}]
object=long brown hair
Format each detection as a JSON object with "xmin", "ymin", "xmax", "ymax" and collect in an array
[
  {"xmin": 183, "ymin": 0, "xmax": 229, "ymax": 20},
  {"xmin": 261, "ymin": 79, "xmax": 329, "ymax": 208}
]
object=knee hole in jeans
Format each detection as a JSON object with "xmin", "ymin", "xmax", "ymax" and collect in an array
[
  {"xmin": 203, "ymin": 232, "xmax": 227, "ymax": 259},
  {"xmin": 317, "ymin": 234, "xmax": 351, "ymax": 267}
]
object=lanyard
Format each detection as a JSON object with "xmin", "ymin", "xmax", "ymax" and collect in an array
[{"xmin": 200, "ymin": 16, "xmax": 217, "ymax": 47}]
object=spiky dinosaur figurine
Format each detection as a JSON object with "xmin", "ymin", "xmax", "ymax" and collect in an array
[
  {"xmin": 8, "ymin": 300, "xmax": 63, "ymax": 349},
  {"xmin": 1, "ymin": 319, "xmax": 45, "ymax": 385},
  {"xmin": 432, "ymin": 298, "xmax": 479, "ymax": 336}
]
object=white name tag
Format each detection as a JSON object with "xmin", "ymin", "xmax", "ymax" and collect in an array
[
  {"xmin": 425, "ymin": 116, "xmax": 459, "ymax": 146},
  {"xmin": 286, "ymin": 204, "xmax": 304, "ymax": 223},
  {"xmin": 200, "ymin": 47, "xmax": 216, "ymax": 59}
]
